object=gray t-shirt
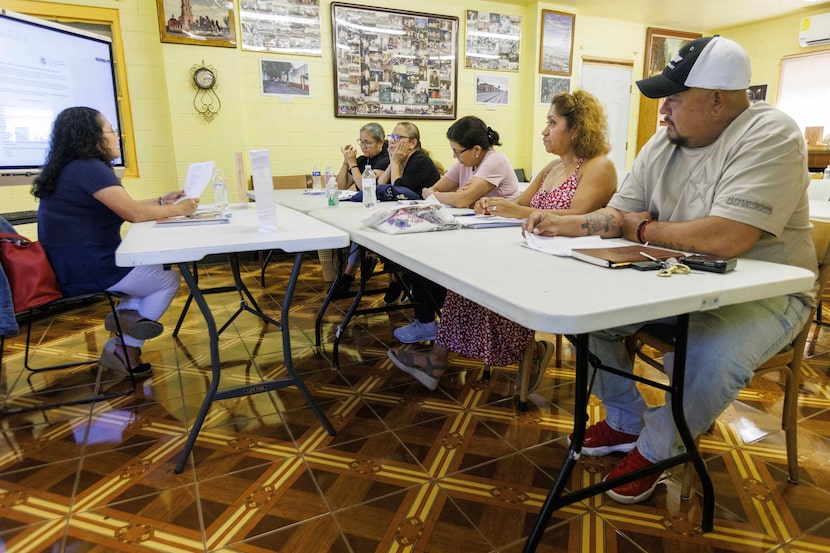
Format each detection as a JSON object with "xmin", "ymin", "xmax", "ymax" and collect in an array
[{"xmin": 610, "ymin": 102, "xmax": 817, "ymax": 303}]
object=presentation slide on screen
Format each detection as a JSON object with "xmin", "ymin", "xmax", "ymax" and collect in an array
[{"xmin": 0, "ymin": 14, "xmax": 121, "ymax": 170}]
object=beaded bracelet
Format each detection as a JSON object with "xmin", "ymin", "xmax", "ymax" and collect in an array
[{"xmin": 636, "ymin": 219, "xmax": 653, "ymax": 244}]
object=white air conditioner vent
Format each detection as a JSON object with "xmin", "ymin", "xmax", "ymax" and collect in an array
[{"xmin": 800, "ymin": 12, "xmax": 830, "ymax": 47}]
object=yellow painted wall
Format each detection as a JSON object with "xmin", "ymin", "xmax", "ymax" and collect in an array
[
  {"xmin": 2, "ymin": 0, "xmax": 828, "ymax": 219},
  {"xmin": 711, "ymin": 6, "xmax": 830, "ymax": 105}
]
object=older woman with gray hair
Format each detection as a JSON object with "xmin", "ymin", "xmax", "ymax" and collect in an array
[
  {"xmin": 336, "ymin": 122, "xmax": 390, "ymax": 190},
  {"xmin": 330, "ymin": 122, "xmax": 392, "ymax": 298}
]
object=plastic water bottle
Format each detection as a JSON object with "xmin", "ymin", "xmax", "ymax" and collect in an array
[
  {"xmin": 212, "ymin": 168, "xmax": 229, "ymax": 215},
  {"xmin": 312, "ymin": 163, "xmax": 322, "ymax": 191},
  {"xmin": 324, "ymin": 164, "xmax": 335, "ymax": 185},
  {"xmin": 824, "ymin": 165, "xmax": 830, "ymax": 179},
  {"xmin": 326, "ymin": 177, "xmax": 339, "ymax": 207},
  {"xmin": 362, "ymin": 165, "xmax": 376, "ymax": 208}
]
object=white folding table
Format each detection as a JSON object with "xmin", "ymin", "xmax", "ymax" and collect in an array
[
  {"xmin": 287, "ymin": 196, "xmax": 814, "ymax": 548},
  {"xmin": 116, "ymin": 204, "xmax": 349, "ymax": 473}
]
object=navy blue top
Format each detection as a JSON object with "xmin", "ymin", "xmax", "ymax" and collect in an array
[{"xmin": 38, "ymin": 159, "xmax": 131, "ymax": 297}]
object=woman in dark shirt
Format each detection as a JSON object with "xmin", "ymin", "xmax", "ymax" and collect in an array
[
  {"xmin": 335, "ymin": 122, "xmax": 390, "ymax": 190},
  {"xmin": 379, "ymin": 121, "xmax": 441, "ymax": 196},
  {"xmin": 33, "ymin": 107, "xmax": 198, "ymax": 376},
  {"xmin": 331, "ymin": 121, "xmax": 441, "ymax": 298}
]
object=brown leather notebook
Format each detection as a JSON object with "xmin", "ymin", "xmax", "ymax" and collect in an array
[{"xmin": 570, "ymin": 245, "xmax": 683, "ymax": 268}]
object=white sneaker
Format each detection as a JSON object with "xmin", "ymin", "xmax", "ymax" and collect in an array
[{"xmin": 394, "ymin": 321, "xmax": 438, "ymax": 343}]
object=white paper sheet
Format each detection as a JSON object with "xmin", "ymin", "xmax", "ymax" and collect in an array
[
  {"xmin": 250, "ymin": 150, "xmax": 277, "ymax": 233},
  {"xmin": 523, "ymin": 234, "xmax": 613, "ymax": 256},
  {"xmin": 178, "ymin": 160, "xmax": 215, "ymax": 201}
]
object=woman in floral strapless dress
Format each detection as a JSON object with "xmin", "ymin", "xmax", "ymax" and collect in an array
[{"xmin": 388, "ymin": 91, "xmax": 618, "ymax": 391}]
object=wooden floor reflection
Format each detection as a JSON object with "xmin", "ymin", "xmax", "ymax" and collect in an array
[{"xmin": 1, "ymin": 254, "xmax": 829, "ymax": 552}]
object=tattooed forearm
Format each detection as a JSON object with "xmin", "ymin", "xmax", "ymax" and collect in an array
[
  {"xmin": 660, "ymin": 241, "xmax": 698, "ymax": 253},
  {"xmin": 581, "ymin": 211, "xmax": 617, "ymax": 235}
]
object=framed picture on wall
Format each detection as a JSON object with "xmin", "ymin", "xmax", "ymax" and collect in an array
[
  {"xmin": 260, "ymin": 60, "xmax": 310, "ymax": 96},
  {"xmin": 636, "ymin": 28, "xmax": 701, "ymax": 152},
  {"xmin": 643, "ymin": 27, "xmax": 701, "ymax": 78},
  {"xmin": 538, "ymin": 10, "xmax": 574, "ymax": 76},
  {"xmin": 156, "ymin": 0, "xmax": 236, "ymax": 47},
  {"xmin": 540, "ymin": 76, "xmax": 570, "ymax": 105},
  {"xmin": 475, "ymin": 74, "xmax": 509, "ymax": 105},
  {"xmin": 330, "ymin": 3, "xmax": 458, "ymax": 119},
  {"xmin": 240, "ymin": 0, "xmax": 321, "ymax": 55},
  {"xmin": 465, "ymin": 10, "xmax": 521, "ymax": 72}
]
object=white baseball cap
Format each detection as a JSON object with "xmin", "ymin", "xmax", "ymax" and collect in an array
[{"xmin": 636, "ymin": 35, "xmax": 752, "ymax": 99}]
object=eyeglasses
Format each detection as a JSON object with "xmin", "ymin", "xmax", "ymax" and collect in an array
[
  {"xmin": 356, "ymin": 139, "xmax": 377, "ymax": 146},
  {"xmin": 104, "ymin": 128, "xmax": 119, "ymax": 135},
  {"xmin": 451, "ymin": 146, "xmax": 470, "ymax": 156},
  {"xmin": 387, "ymin": 134, "xmax": 412, "ymax": 141}
]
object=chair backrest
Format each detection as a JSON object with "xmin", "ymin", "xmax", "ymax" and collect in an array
[
  {"xmin": 247, "ymin": 174, "xmax": 311, "ymax": 190},
  {"xmin": 272, "ymin": 174, "xmax": 311, "ymax": 190},
  {"xmin": 812, "ymin": 220, "xmax": 830, "ymax": 291},
  {"xmin": 514, "ymin": 168, "xmax": 527, "ymax": 182}
]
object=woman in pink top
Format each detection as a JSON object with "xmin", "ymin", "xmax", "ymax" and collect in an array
[
  {"xmin": 421, "ymin": 115, "xmax": 520, "ymax": 207},
  {"xmin": 388, "ymin": 90, "xmax": 617, "ymax": 391}
]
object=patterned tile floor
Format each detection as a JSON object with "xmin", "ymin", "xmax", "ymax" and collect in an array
[{"xmin": 1, "ymin": 254, "xmax": 830, "ymax": 552}]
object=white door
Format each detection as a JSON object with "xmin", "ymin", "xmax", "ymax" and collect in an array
[{"xmin": 580, "ymin": 61, "xmax": 633, "ymax": 176}]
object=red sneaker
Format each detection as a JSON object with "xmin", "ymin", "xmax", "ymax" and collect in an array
[
  {"xmin": 604, "ymin": 447, "xmax": 662, "ymax": 504},
  {"xmin": 568, "ymin": 420, "xmax": 638, "ymax": 456}
]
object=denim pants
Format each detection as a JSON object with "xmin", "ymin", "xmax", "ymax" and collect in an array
[{"xmin": 587, "ymin": 294, "xmax": 811, "ymax": 463}]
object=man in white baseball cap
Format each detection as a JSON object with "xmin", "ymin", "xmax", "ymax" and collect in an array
[
  {"xmin": 523, "ymin": 36, "xmax": 816, "ymax": 504},
  {"xmin": 637, "ymin": 35, "xmax": 751, "ymax": 98}
]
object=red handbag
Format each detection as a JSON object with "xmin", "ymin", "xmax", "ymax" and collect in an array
[{"xmin": 0, "ymin": 232, "xmax": 64, "ymax": 313}]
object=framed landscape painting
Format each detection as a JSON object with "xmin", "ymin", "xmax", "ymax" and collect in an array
[{"xmin": 538, "ymin": 10, "xmax": 574, "ymax": 76}]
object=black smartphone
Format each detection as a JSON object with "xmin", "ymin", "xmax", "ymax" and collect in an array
[
  {"xmin": 682, "ymin": 254, "xmax": 737, "ymax": 273},
  {"xmin": 631, "ymin": 261, "xmax": 662, "ymax": 271}
]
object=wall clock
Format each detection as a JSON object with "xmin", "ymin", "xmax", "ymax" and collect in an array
[{"xmin": 190, "ymin": 61, "xmax": 221, "ymax": 121}]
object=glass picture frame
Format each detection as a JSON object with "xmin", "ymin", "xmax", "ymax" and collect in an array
[
  {"xmin": 465, "ymin": 10, "xmax": 521, "ymax": 72},
  {"xmin": 538, "ymin": 10, "xmax": 574, "ymax": 76},
  {"xmin": 331, "ymin": 3, "xmax": 458, "ymax": 119},
  {"xmin": 156, "ymin": 0, "xmax": 236, "ymax": 47},
  {"xmin": 239, "ymin": 0, "xmax": 321, "ymax": 56},
  {"xmin": 643, "ymin": 27, "xmax": 701, "ymax": 79}
]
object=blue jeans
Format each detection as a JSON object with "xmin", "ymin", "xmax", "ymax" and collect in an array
[{"xmin": 588, "ymin": 294, "xmax": 811, "ymax": 463}]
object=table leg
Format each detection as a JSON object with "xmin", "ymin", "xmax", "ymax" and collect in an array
[
  {"xmin": 173, "ymin": 253, "xmax": 335, "ymax": 475},
  {"xmin": 523, "ymin": 317, "xmax": 714, "ymax": 551},
  {"xmin": 175, "ymin": 262, "xmax": 222, "ymax": 474}
]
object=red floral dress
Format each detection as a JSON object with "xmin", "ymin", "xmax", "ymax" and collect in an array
[{"xmin": 434, "ymin": 160, "xmax": 584, "ymax": 366}]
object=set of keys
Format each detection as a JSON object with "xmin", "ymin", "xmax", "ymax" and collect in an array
[{"xmin": 639, "ymin": 252, "xmax": 691, "ymax": 277}]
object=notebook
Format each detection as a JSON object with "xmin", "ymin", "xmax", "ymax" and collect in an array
[
  {"xmin": 570, "ymin": 245, "xmax": 683, "ymax": 268},
  {"xmin": 155, "ymin": 210, "xmax": 230, "ymax": 227}
]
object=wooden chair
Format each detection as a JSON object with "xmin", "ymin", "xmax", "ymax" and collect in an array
[
  {"xmin": 628, "ymin": 221, "xmax": 830, "ymax": 494},
  {"xmin": 806, "ymin": 220, "xmax": 830, "ymax": 354}
]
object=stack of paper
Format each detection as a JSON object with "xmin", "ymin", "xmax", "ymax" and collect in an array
[{"xmin": 455, "ymin": 214, "xmax": 524, "ymax": 229}]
